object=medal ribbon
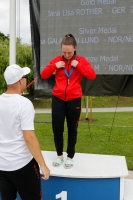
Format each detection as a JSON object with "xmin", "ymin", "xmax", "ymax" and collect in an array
[{"xmin": 63, "ymin": 56, "xmax": 76, "ymax": 83}]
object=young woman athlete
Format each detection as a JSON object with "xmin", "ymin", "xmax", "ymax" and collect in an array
[{"xmin": 41, "ymin": 33, "xmax": 96, "ymax": 169}]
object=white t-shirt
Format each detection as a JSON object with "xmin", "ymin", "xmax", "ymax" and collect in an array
[{"xmin": 0, "ymin": 93, "xmax": 34, "ymax": 171}]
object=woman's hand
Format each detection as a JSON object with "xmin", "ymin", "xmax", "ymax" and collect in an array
[
  {"xmin": 71, "ymin": 60, "xmax": 79, "ymax": 67},
  {"xmin": 55, "ymin": 61, "xmax": 65, "ymax": 69}
]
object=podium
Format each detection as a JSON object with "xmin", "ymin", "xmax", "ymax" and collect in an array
[
  {"xmin": 40, "ymin": 151, "xmax": 128, "ymax": 200},
  {"xmin": 0, "ymin": 151, "xmax": 128, "ymax": 200}
]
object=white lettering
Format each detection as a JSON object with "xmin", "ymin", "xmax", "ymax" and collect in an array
[
  {"xmin": 81, "ymin": 37, "xmax": 99, "ymax": 43},
  {"xmin": 56, "ymin": 191, "xmax": 67, "ymax": 200},
  {"xmin": 79, "ymin": 28, "xmax": 96, "ymax": 34},
  {"xmin": 97, "ymin": 0, "xmax": 116, "ymax": 4},
  {"xmin": 63, "ymin": 10, "xmax": 74, "ymax": 16},
  {"xmin": 76, "ymin": 8, "xmax": 102, "ymax": 15},
  {"xmin": 48, "ymin": 38, "xmax": 62, "ymax": 44},
  {"xmin": 100, "ymin": 56, "xmax": 118, "ymax": 62},
  {"xmin": 81, "ymin": 0, "xmax": 116, "ymax": 5},
  {"xmin": 47, "ymin": 11, "xmax": 60, "ymax": 17},
  {"xmin": 86, "ymin": 57, "xmax": 98, "ymax": 62},
  {"xmin": 98, "ymin": 27, "xmax": 117, "ymax": 34},
  {"xmin": 94, "ymin": 65, "xmax": 100, "ymax": 71},
  {"xmin": 75, "ymin": 37, "xmax": 80, "ymax": 43},
  {"xmin": 81, "ymin": 0, "xmax": 96, "ymax": 6},
  {"xmin": 112, "ymin": 7, "xmax": 126, "ymax": 14},
  {"xmin": 41, "ymin": 40, "xmax": 46, "ymax": 45},
  {"xmin": 108, "ymin": 36, "xmax": 133, "ymax": 43},
  {"xmin": 131, "ymin": 6, "xmax": 133, "ymax": 13},
  {"xmin": 109, "ymin": 65, "xmax": 133, "ymax": 72}
]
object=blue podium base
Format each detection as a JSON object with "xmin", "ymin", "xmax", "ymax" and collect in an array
[
  {"xmin": 1, "ymin": 177, "xmax": 119, "ymax": 200},
  {"xmin": 41, "ymin": 176, "xmax": 120, "ymax": 200}
]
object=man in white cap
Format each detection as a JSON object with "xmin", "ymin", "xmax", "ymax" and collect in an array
[{"xmin": 0, "ymin": 64, "xmax": 50, "ymax": 200}]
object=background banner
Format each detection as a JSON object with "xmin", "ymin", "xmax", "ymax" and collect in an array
[{"xmin": 29, "ymin": 0, "xmax": 133, "ymax": 97}]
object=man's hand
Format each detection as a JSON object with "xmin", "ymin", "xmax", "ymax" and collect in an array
[
  {"xmin": 40, "ymin": 165, "xmax": 50, "ymax": 180},
  {"xmin": 55, "ymin": 61, "xmax": 65, "ymax": 68},
  {"xmin": 23, "ymin": 130, "xmax": 50, "ymax": 181}
]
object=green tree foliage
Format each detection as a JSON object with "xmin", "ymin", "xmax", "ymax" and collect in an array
[
  {"xmin": 0, "ymin": 32, "xmax": 34, "ymax": 95},
  {"xmin": 16, "ymin": 38, "xmax": 34, "ymax": 95},
  {"xmin": 0, "ymin": 32, "xmax": 9, "ymax": 40},
  {"xmin": 0, "ymin": 33, "xmax": 9, "ymax": 93}
]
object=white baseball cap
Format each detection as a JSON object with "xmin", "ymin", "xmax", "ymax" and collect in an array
[{"xmin": 4, "ymin": 64, "xmax": 31, "ymax": 84}]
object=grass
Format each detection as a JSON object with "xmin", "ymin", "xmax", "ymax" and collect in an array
[
  {"xmin": 31, "ymin": 96, "xmax": 133, "ymax": 109},
  {"xmin": 34, "ymin": 112, "xmax": 133, "ymax": 170}
]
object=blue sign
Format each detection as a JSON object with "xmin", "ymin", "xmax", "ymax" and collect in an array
[{"xmin": 0, "ymin": 176, "xmax": 120, "ymax": 200}]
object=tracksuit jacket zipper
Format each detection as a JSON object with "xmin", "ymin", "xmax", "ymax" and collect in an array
[{"xmin": 64, "ymin": 60, "xmax": 70, "ymax": 100}]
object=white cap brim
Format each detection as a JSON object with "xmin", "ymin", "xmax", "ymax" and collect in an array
[{"xmin": 23, "ymin": 67, "xmax": 31, "ymax": 76}]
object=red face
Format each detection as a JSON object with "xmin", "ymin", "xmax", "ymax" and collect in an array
[{"xmin": 62, "ymin": 45, "xmax": 76, "ymax": 60}]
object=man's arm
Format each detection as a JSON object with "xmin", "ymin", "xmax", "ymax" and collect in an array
[{"xmin": 23, "ymin": 130, "xmax": 50, "ymax": 180}]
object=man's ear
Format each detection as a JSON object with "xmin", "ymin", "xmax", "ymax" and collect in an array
[{"xmin": 19, "ymin": 78, "xmax": 23, "ymax": 85}]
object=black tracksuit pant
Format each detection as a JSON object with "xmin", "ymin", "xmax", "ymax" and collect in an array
[
  {"xmin": 52, "ymin": 96, "xmax": 81, "ymax": 159},
  {"xmin": 0, "ymin": 158, "xmax": 41, "ymax": 200}
]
